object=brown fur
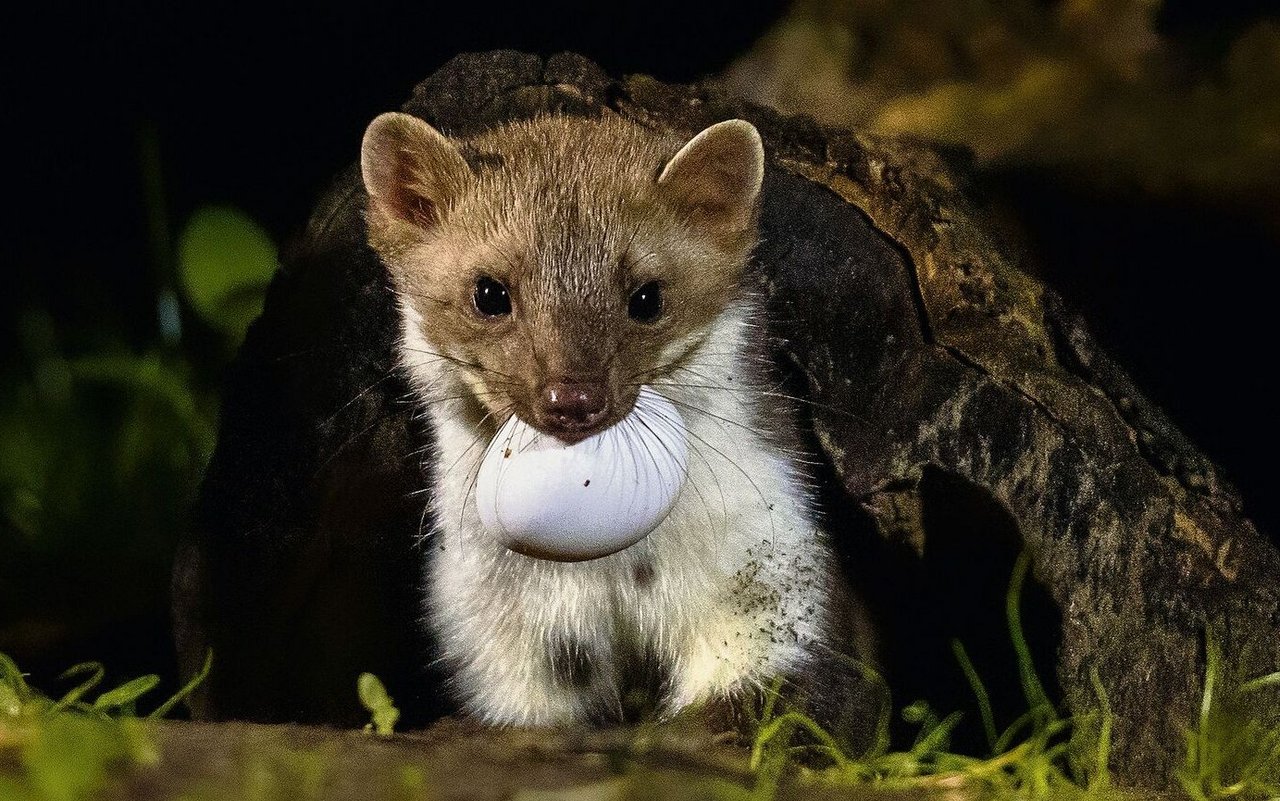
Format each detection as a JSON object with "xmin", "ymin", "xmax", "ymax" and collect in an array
[{"xmin": 361, "ymin": 113, "xmax": 763, "ymax": 439}]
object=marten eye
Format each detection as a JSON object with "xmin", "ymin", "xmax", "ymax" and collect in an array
[
  {"xmin": 473, "ymin": 277, "xmax": 511, "ymax": 317},
  {"xmin": 628, "ymin": 281, "xmax": 663, "ymax": 323}
]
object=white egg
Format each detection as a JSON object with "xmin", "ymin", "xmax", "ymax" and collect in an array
[{"xmin": 475, "ymin": 386, "xmax": 689, "ymax": 561}]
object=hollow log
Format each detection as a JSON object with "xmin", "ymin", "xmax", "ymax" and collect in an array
[{"xmin": 173, "ymin": 50, "xmax": 1280, "ymax": 789}]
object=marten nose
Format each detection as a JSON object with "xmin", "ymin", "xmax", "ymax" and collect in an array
[{"xmin": 538, "ymin": 381, "xmax": 609, "ymax": 442}]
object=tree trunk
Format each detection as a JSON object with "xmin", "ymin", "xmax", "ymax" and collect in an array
[{"xmin": 176, "ymin": 50, "xmax": 1280, "ymax": 789}]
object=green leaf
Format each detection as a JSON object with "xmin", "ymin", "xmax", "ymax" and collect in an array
[
  {"xmin": 357, "ymin": 672, "xmax": 400, "ymax": 737},
  {"xmin": 0, "ymin": 682, "xmax": 23, "ymax": 718},
  {"xmin": 177, "ymin": 205, "xmax": 276, "ymax": 340},
  {"xmin": 148, "ymin": 649, "xmax": 212, "ymax": 720},
  {"xmin": 23, "ymin": 716, "xmax": 127, "ymax": 801},
  {"xmin": 1088, "ymin": 666, "xmax": 1112, "ymax": 789},
  {"xmin": 952, "ymin": 639, "xmax": 997, "ymax": 752},
  {"xmin": 92, "ymin": 675, "xmax": 159, "ymax": 712},
  {"xmin": 1239, "ymin": 670, "xmax": 1280, "ymax": 694},
  {"xmin": 0, "ymin": 651, "xmax": 32, "ymax": 710},
  {"xmin": 51, "ymin": 662, "xmax": 104, "ymax": 713},
  {"xmin": 1007, "ymin": 551, "xmax": 1050, "ymax": 712}
]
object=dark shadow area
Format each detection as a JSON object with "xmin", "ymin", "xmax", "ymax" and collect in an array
[
  {"xmin": 811, "ymin": 457, "xmax": 1062, "ymax": 754},
  {"xmin": 10, "ymin": 0, "xmax": 791, "ymax": 347}
]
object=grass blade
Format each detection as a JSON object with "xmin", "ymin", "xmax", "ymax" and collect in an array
[
  {"xmin": 952, "ymin": 639, "xmax": 997, "ymax": 753},
  {"xmin": 148, "ymin": 649, "xmax": 213, "ymax": 720},
  {"xmin": 1007, "ymin": 551, "xmax": 1049, "ymax": 711},
  {"xmin": 93, "ymin": 675, "xmax": 160, "ymax": 712},
  {"xmin": 51, "ymin": 662, "xmax": 105, "ymax": 713}
]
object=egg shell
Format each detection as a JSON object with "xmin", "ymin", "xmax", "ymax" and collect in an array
[{"xmin": 475, "ymin": 387, "xmax": 689, "ymax": 561}]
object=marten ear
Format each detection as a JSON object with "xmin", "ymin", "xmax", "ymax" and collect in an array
[
  {"xmin": 658, "ymin": 120, "xmax": 764, "ymax": 232},
  {"xmin": 361, "ymin": 112, "xmax": 472, "ymax": 241}
]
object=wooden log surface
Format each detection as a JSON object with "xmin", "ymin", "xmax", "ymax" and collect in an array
[{"xmin": 1, "ymin": 716, "xmax": 982, "ymax": 801}]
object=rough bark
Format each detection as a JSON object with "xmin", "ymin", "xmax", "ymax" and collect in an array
[{"xmin": 175, "ymin": 50, "xmax": 1280, "ymax": 790}]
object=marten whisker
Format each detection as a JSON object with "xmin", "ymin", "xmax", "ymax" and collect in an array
[
  {"xmin": 629, "ymin": 404, "xmax": 721, "ymax": 533},
  {"xmin": 318, "ymin": 368, "xmax": 401, "ymax": 430},
  {"xmin": 646, "ymin": 392, "xmax": 779, "ymax": 544},
  {"xmin": 624, "ymin": 345, "xmax": 776, "ymax": 384},
  {"xmin": 640, "ymin": 387, "xmax": 770, "ymax": 441},
  {"xmin": 634, "ymin": 396, "xmax": 741, "ymax": 532},
  {"xmin": 443, "ymin": 402, "xmax": 509, "ymax": 481},
  {"xmin": 396, "ymin": 288, "xmax": 456, "ymax": 308},
  {"xmin": 418, "ymin": 390, "xmax": 511, "ymax": 408},
  {"xmin": 630, "ymin": 249, "xmax": 659, "ymax": 269},
  {"xmin": 400, "ymin": 346, "xmax": 522, "ymax": 384},
  {"xmin": 312, "ymin": 406, "xmax": 399, "ymax": 479},
  {"xmin": 656, "ymin": 368, "xmax": 869, "ymax": 426},
  {"xmin": 411, "ymin": 402, "xmax": 515, "ymax": 549},
  {"xmin": 455, "ymin": 406, "xmax": 516, "ymax": 532}
]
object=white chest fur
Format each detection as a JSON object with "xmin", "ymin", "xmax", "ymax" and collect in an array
[{"xmin": 399, "ymin": 302, "xmax": 835, "ymax": 725}]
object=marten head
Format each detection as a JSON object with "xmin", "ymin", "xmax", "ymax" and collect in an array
[{"xmin": 360, "ymin": 113, "xmax": 764, "ymax": 443}]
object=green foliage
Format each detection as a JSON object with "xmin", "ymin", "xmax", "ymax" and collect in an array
[
  {"xmin": 734, "ymin": 552, "xmax": 1280, "ymax": 800},
  {"xmin": 0, "ymin": 314, "xmax": 212, "ymax": 545},
  {"xmin": 0, "ymin": 651, "xmax": 211, "ymax": 801},
  {"xmin": 177, "ymin": 205, "xmax": 278, "ymax": 342},
  {"xmin": 358, "ymin": 673, "xmax": 401, "ymax": 737},
  {"xmin": 0, "ymin": 317, "xmax": 215, "ymax": 689},
  {"xmin": 1, "ymin": 202, "xmax": 273, "ymax": 554},
  {"xmin": 148, "ymin": 651, "xmax": 214, "ymax": 721},
  {"xmin": 1176, "ymin": 634, "xmax": 1280, "ymax": 800},
  {"xmin": 0, "ymin": 649, "xmax": 211, "ymax": 721},
  {"xmin": 0, "ymin": 198, "xmax": 274, "ymax": 689},
  {"xmin": 740, "ymin": 553, "xmax": 1119, "ymax": 800},
  {"xmin": 0, "ymin": 714, "xmax": 159, "ymax": 801}
]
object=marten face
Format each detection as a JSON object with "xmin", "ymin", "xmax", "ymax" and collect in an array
[{"xmin": 361, "ymin": 114, "xmax": 764, "ymax": 443}]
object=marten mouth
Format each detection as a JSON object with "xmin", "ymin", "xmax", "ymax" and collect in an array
[
  {"xmin": 526, "ymin": 384, "xmax": 642, "ymax": 445},
  {"xmin": 474, "ymin": 386, "xmax": 691, "ymax": 563},
  {"xmin": 533, "ymin": 410, "xmax": 625, "ymax": 445},
  {"xmin": 545, "ymin": 428, "xmax": 602, "ymax": 446}
]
